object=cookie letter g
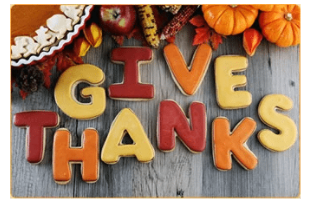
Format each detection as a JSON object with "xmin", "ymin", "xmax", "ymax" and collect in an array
[{"xmin": 54, "ymin": 64, "xmax": 106, "ymax": 120}]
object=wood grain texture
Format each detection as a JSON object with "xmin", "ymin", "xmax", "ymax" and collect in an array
[{"xmin": 11, "ymin": 23, "xmax": 299, "ymax": 198}]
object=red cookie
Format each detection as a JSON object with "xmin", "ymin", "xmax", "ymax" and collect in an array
[{"xmin": 14, "ymin": 111, "xmax": 59, "ymax": 164}]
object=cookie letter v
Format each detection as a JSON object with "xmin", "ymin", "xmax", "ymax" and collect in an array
[{"xmin": 163, "ymin": 43, "xmax": 212, "ymax": 96}]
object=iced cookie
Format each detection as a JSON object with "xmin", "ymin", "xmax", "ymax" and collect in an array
[
  {"xmin": 108, "ymin": 47, "xmax": 154, "ymax": 100},
  {"xmin": 215, "ymin": 56, "xmax": 252, "ymax": 109},
  {"xmin": 101, "ymin": 108, "xmax": 155, "ymax": 164},
  {"xmin": 157, "ymin": 100, "xmax": 207, "ymax": 152},
  {"xmin": 258, "ymin": 94, "xmax": 297, "ymax": 152},
  {"xmin": 212, "ymin": 117, "xmax": 258, "ymax": 170},
  {"xmin": 53, "ymin": 128, "xmax": 99, "ymax": 184},
  {"xmin": 54, "ymin": 64, "xmax": 106, "ymax": 120},
  {"xmin": 13, "ymin": 111, "xmax": 59, "ymax": 164},
  {"xmin": 163, "ymin": 43, "xmax": 212, "ymax": 96}
]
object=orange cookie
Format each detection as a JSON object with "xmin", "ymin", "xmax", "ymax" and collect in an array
[
  {"xmin": 163, "ymin": 43, "xmax": 212, "ymax": 96},
  {"xmin": 53, "ymin": 128, "xmax": 99, "ymax": 184},
  {"xmin": 212, "ymin": 117, "xmax": 258, "ymax": 170}
]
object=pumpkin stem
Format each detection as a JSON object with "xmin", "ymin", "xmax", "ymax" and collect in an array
[
  {"xmin": 229, "ymin": 4, "xmax": 237, "ymax": 8},
  {"xmin": 285, "ymin": 13, "xmax": 293, "ymax": 21}
]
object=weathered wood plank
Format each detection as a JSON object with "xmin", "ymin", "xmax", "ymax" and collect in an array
[{"xmin": 11, "ymin": 22, "xmax": 299, "ymax": 197}]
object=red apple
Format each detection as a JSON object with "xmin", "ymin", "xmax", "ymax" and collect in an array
[{"xmin": 99, "ymin": 5, "xmax": 136, "ymax": 36}]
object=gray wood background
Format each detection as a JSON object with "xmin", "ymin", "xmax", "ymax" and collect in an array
[{"xmin": 11, "ymin": 22, "xmax": 300, "ymax": 197}]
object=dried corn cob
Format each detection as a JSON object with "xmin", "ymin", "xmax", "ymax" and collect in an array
[
  {"xmin": 160, "ymin": 5, "xmax": 198, "ymax": 40},
  {"xmin": 137, "ymin": 5, "xmax": 160, "ymax": 48},
  {"xmin": 159, "ymin": 5, "xmax": 182, "ymax": 14}
]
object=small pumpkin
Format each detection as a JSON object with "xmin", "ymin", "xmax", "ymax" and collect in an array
[
  {"xmin": 259, "ymin": 4, "xmax": 300, "ymax": 47},
  {"xmin": 202, "ymin": 5, "xmax": 258, "ymax": 35},
  {"xmin": 252, "ymin": 4, "xmax": 284, "ymax": 12}
]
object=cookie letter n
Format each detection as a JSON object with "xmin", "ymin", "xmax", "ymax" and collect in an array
[
  {"xmin": 157, "ymin": 100, "xmax": 207, "ymax": 152},
  {"xmin": 54, "ymin": 64, "xmax": 106, "ymax": 120},
  {"xmin": 258, "ymin": 94, "xmax": 297, "ymax": 151},
  {"xmin": 212, "ymin": 117, "xmax": 257, "ymax": 170},
  {"xmin": 215, "ymin": 56, "xmax": 252, "ymax": 109}
]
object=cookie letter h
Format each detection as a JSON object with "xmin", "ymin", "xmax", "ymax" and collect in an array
[
  {"xmin": 108, "ymin": 47, "xmax": 154, "ymax": 100},
  {"xmin": 14, "ymin": 111, "xmax": 59, "ymax": 164},
  {"xmin": 53, "ymin": 128, "xmax": 99, "ymax": 184}
]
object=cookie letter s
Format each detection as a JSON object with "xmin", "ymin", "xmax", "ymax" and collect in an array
[
  {"xmin": 215, "ymin": 56, "xmax": 252, "ymax": 109},
  {"xmin": 258, "ymin": 94, "xmax": 297, "ymax": 151},
  {"xmin": 54, "ymin": 64, "xmax": 106, "ymax": 120}
]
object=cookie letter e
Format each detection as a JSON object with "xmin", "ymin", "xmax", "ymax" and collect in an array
[
  {"xmin": 14, "ymin": 111, "xmax": 59, "ymax": 164},
  {"xmin": 215, "ymin": 56, "xmax": 252, "ymax": 109},
  {"xmin": 258, "ymin": 94, "xmax": 297, "ymax": 151},
  {"xmin": 53, "ymin": 128, "xmax": 99, "ymax": 184},
  {"xmin": 101, "ymin": 108, "xmax": 155, "ymax": 164},
  {"xmin": 212, "ymin": 117, "xmax": 258, "ymax": 170},
  {"xmin": 157, "ymin": 100, "xmax": 207, "ymax": 152},
  {"xmin": 54, "ymin": 64, "xmax": 106, "ymax": 120}
]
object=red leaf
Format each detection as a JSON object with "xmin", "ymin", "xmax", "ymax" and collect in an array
[
  {"xmin": 210, "ymin": 31, "xmax": 223, "ymax": 50},
  {"xmin": 193, "ymin": 26, "xmax": 210, "ymax": 45},
  {"xmin": 19, "ymin": 90, "xmax": 29, "ymax": 100},
  {"xmin": 166, "ymin": 35, "xmax": 176, "ymax": 43},
  {"xmin": 38, "ymin": 56, "xmax": 56, "ymax": 88},
  {"xmin": 111, "ymin": 35, "xmax": 124, "ymax": 46},
  {"xmin": 189, "ymin": 15, "xmax": 207, "ymax": 27}
]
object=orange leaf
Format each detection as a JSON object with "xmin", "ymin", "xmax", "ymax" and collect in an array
[
  {"xmin": 210, "ymin": 31, "xmax": 223, "ymax": 50},
  {"xmin": 193, "ymin": 26, "xmax": 210, "ymax": 46},
  {"xmin": 243, "ymin": 28, "xmax": 263, "ymax": 56},
  {"xmin": 189, "ymin": 15, "xmax": 207, "ymax": 27}
]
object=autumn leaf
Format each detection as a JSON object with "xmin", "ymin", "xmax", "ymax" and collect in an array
[
  {"xmin": 166, "ymin": 35, "xmax": 176, "ymax": 43},
  {"xmin": 243, "ymin": 28, "xmax": 263, "ymax": 56},
  {"xmin": 210, "ymin": 31, "xmax": 223, "ymax": 50},
  {"xmin": 189, "ymin": 15, "xmax": 207, "ymax": 27},
  {"xmin": 193, "ymin": 27, "xmax": 210, "ymax": 45},
  {"xmin": 111, "ymin": 35, "xmax": 125, "ymax": 46},
  {"xmin": 19, "ymin": 90, "xmax": 28, "ymax": 100}
]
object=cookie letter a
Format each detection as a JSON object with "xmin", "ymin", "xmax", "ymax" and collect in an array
[
  {"xmin": 54, "ymin": 64, "xmax": 106, "ymax": 120},
  {"xmin": 215, "ymin": 56, "xmax": 252, "ymax": 109},
  {"xmin": 258, "ymin": 94, "xmax": 297, "ymax": 151},
  {"xmin": 212, "ymin": 117, "xmax": 257, "ymax": 170},
  {"xmin": 101, "ymin": 108, "xmax": 155, "ymax": 164},
  {"xmin": 14, "ymin": 111, "xmax": 59, "ymax": 163},
  {"xmin": 108, "ymin": 47, "xmax": 154, "ymax": 100},
  {"xmin": 53, "ymin": 128, "xmax": 99, "ymax": 184},
  {"xmin": 157, "ymin": 100, "xmax": 207, "ymax": 152}
]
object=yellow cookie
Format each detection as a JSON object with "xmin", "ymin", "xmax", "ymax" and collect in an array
[
  {"xmin": 101, "ymin": 108, "xmax": 155, "ymax": 164},
  {"xmin": 258, "ymin": 94, "xmax": 297, "ymax": 152},
  {"xmin": 54, "ymin": 64, "xmax": 106, "ymax": 120},
  {"xmin": 215, "ymin": 55, "xmax": 252, "ymax": 109}
]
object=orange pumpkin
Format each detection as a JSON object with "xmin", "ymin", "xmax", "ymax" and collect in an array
[
  {"xmin": 202, "ymin": 5, "xmax": 258, "ymax": 36},
  {"xmin": 259, "ymin": 5, "xmax": 300, "ymax": 47},
  {"xmin": 252, "ymin": 4, "xmax": 284, "ymax": 11}
]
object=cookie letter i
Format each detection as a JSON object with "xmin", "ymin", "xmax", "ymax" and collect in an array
[
  {"xmin": 163, "ymin": 43, "xmax": 212, "ymax": 96},
  {"xmin": 101, "ymin": 108, "xmax": 155, "ymax": 164},
  {"xmin": 157, "ymin": 100, "xmax": 207, "ymax": 152},
  {"xmin": 108, "ymin": 47, "xmax": 154, "ymax": 100},
  {"xmin": 54, "ymin": 64, "xmax": 106, "ymax": 120},
  {"xmin": 215, "ymin": 56, "xmax": 252, "ymax": 109},
  {"xmin": 258, "ymin": 94, "xmax": 297, "ymax": 151},
  {"xmin": 212, "ymin": 117, "xmax": 257, "ymax": 170},
  {"xmin": 53, "ymin": 128, "xmax": 99, "ymax": 184},
  {"xmin": 14, "ymin": 111, "xmax": 59, "ymax": 164}
]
